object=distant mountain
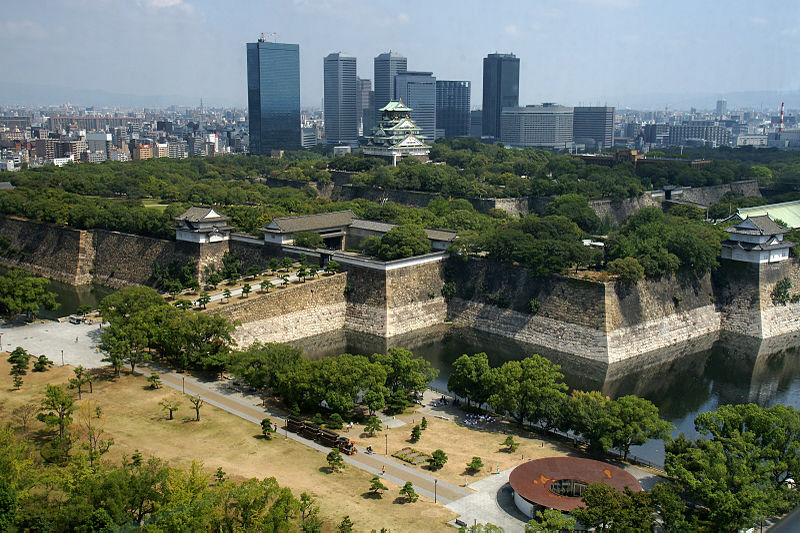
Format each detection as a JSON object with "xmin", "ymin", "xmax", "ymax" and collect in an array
[
  {"xmin": 0, "ymin": 82, "xmax": 243, "ymax": 109},
  {"xmin": 615, "ymin": 90, "xmax": 800, "ymax": 112}
]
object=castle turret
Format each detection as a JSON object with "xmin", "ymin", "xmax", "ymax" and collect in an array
[{"xmin": 362, "ymin": 100, "xmax": 430, "ymax": 166}]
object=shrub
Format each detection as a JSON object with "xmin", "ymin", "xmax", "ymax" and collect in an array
[{"xmin": 608, "ymin": 257, "xmax": 644, "ymax": 284}]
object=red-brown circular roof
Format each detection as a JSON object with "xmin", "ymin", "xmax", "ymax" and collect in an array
[{"xmin": 509, "ymin": 457, "xmax": 642, "ymax": 512}]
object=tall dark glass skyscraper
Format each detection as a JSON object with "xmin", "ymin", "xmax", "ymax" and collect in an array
[
  {"xmin": 436, "ymin": 80, "xmax": 471, "ymax": 138},
  {"xmin": 246, "ymin": 40, "xmax": 300, "ymax": 153},
  {"xmin": 357, "ymin": 77, "xmax": 375, "ymax": 136},
  {"xmin": 373, "ymin": 52, "xmax": 407, "ymax": 123},
  {"xmin": 394, "ymin": 71, "xmax": 437, "ymax": 141},
  {"xmin": 324, "ymin": 53, "xmax": 358, "ymax": 145},
  {"xmin": 482, "ymin": 53, "xmax": 519, "ymax": 140}
]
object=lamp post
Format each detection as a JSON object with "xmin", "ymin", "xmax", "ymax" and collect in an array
[
  {"xmin": 61, "ymin": 349, "xmax": 64, "ymax": 366},
  {"xmin": 434, "ymin": 479, "xmax": 438, "ymax": 503},
  {"xmin": 385, "ymin": 433, "xmax": 388, "ymax": 455},
  {"xmin": 182, "ymin": 377, "xmax": 185, "ymax": 394}
]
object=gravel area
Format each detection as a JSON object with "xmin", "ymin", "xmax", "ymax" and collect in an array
[{"xmin": 0, "ymin": 319, "xmax": 105, "ymax": 368}]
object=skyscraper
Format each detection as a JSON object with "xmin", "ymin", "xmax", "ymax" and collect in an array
[
  {"xmin": 482, "ymin": 53, "xmax": 520, "ymax": 140},
  {"xmin": 716, "ymin": 99, "xmax": 727, "ymax": 117},
  {"xmin": 373, "ymin": 52, "xmax": 407, "ymax": 123},
  {"xmin": 573, "ymin": 106, "xmax": 615, "ymax": 150},
  {"xmin": 246, "ymin": 39, "xmax": 301, "ymax": 153},
  {"xmin": 436, "ymin": 80, "xmax": 471, "ymax": 138},
  {"xmin": 324, "ymin": 53, "xmax": 358, "ymax": 145},
  {"xmin": 501, "ymin": 104, "xmax": 573, "ymax": 149},
  {"xmin": 357, "ymin": 77, "xmax": 375, "ymax": 136},
  {"xmin": 394, "ymin": 71, "xmax": 437, "ymax": 141}
]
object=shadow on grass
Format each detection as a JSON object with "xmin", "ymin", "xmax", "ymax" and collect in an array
[
  {"xmin": 392, "ymin": 497, "xmax": 413, "ymax": 504},
  {"xmin": 361, "ymin": 491, "xmax": 384, "ymax": 500}
]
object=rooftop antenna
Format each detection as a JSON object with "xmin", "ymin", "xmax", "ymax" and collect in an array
[{"xmin": 258, "ymin": 32, "xmax": 277, "ymax": 43}]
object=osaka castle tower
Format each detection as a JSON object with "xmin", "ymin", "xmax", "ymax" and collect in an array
[{"xmin": 362, "ymin": 100, "xmax": 430, "ymax": 165}]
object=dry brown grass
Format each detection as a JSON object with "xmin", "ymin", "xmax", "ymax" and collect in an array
[
  {"xmin": 0, "ymin": 357, "xmax": 455, "ymax": 532},
  {"xmin": 352, "ymin": 407, "xmax": 574, "ymax": 487}
]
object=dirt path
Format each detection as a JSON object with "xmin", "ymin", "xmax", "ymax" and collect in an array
[{"xmin": 149, "ymin": 366, "xmax": 472, "ymax": 505}]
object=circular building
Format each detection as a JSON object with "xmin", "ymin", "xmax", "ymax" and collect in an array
[{"xmin": 508, "ymin": 457, "xmax": 642, "ymax": 517}]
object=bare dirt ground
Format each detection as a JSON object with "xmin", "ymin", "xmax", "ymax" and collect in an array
[{"xmin": 0, "ymin": 358, "xmax": 455, "ymax": 533}]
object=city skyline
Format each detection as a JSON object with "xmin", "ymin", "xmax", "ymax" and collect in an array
[{"xmin": 1, "ymin": 0, "xmax": 798, "ymax": 110}]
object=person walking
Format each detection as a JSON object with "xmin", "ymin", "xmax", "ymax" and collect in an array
[{"xmin": 381, "ymin": 465, "xmax": 386, "ymax": 475}]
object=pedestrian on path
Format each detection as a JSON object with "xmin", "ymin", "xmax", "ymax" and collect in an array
[{"xmin": 381, "ymin": 465, "xmax": 386, "ymax": 475}]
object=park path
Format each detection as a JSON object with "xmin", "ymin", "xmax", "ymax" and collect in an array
[{"xmin": 145, "ymin": 365, "xmax": 472, "ymax": 505}]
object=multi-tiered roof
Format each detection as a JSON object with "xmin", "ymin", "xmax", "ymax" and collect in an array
[{"xmin": 363, "ymin": 100, "xmax": 430, "ymax": 165}]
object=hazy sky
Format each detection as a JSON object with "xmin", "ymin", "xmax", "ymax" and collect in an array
[{"xmin": 2, "ymin": 0, "xmax": 798, "ymax": 109}]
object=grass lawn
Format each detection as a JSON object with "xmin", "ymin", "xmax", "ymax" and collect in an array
[
  {"xmin": 0, "ymin": 358, "xmax": 455, "ymax": 532},
  {"xmin": 352, "ymin": 405, "xmax": 574, "ymax": 487}
]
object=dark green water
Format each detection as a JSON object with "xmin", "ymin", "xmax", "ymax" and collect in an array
[
  {"xmin": 291, "ymin": 327, "xmax": 800, "ymax": 466},
  {"xmin": 38, "ymin": 279, "xmax": 116, "ymax": 319}
]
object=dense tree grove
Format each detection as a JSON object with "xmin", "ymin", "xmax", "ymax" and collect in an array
[
  {"xmin": 0, "ymin": 269, "xmax": 58, "ymax": 319},
  {"xmin": 228, "ymin": 344, "xmax": 436, "ymax": 417},
  {"xmin": 605, "ymin": 207, "xmax": 725, "ymax": 278},
  {"xmin": 0, "ymin": 423, "xmax": 321, "ymax": 531}
]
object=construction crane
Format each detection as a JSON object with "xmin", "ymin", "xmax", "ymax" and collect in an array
[
  {"xmin": 779, "ymin": 102, "xmax": 785, "ymax": 133},
  {"xmin": 258, "ymin": 32, "xmax": 277, "ymax": 43}
]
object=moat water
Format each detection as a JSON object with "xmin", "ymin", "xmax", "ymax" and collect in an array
[{"xmin": 291, "ymin": 326, "xmax": 800, "ymax": 466}]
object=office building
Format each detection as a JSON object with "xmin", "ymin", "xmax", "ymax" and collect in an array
[
  {"xmin": 357, "ymin": 77, "xmax": 375, "ymax": 136},
  {"xmin": 716, "ymin": 99, "xmax": 727, "ymax": 117},
  {"xmin": 323, "ymin": 53, "xmax": 358, "ymax": 145},
  {"xmin": 501, "ymin": 104, "xmax": 573, "ymax": 149},
  {"xmin": 247, "ymin": 39, "xmax": 301, "ymax": 153},
  {"xmin": 394, "ymin": 71, "xmax": 437, "ymax": 141},
  {"xmin": 470, "ymin": 110, "xmax": 483, "ymax": 138},
  {"xmin": 373, "ymin": 52, "xmax": 407, "ymax": 123},
  {"xmin": 482, "ymin": 53, "xmax": 519, "ymax": 140},
  {"xmin": 668, "ymin": 123, "xmax": 732, "ymax": 147},
  {"xmin": 86, "ymin": 132, "xmax": 112, "ymax": 161},
  {"xmin": 573, "ymin": 106, "xmax": 615, "ymax": 150},
  {"xmin": 436, "ymin": 80, "xmax": 471, "ymax": 138}
]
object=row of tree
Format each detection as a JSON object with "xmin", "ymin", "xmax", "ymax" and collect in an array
[{"xmin": 448, "ymin": 353, "xmax": 673, "ymax": 459}]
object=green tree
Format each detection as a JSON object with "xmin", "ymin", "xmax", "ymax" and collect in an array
[
  {"xmin": 337, "ymin": 515, "xmax": 354, "ymax": 533},
  {"xmin": 196, "ymin": 291, "xmax": 211, "ymax": 309},
  {"xmin": 327, "ymin": 413, "xmax": 344, "ymax": 430},
  {"xmin": 261, "ymin": 418, "xmax": 274, "ymax": 440},
  {"xmin": 570, "ymin": 483, "xmax": 622, "ymax": 531},
  {"xmin": 281, "ymin": 257, "xmax": 294, "ymax": 271},
  {"xmin": 268, "ymin": 257, "xmax": 280, "ymax": 273},
  {"xmin": 420, "ymin": 416, "xmax": 428, "ymax": 430},
  {"xmin": 294, "ymin": 231, "xmax": 324, "ymax": 248},
  {"xmin": 369, "ymin": 475, "xmax": 388, "ymax": 496},
  {"xmin": 326, "ymin": 260, "xmax": 340, "ymax": 274},
  {"xmin": 159, "ymin": 396, "xmax": 181, "ymax": 420},
  {"xmin": 651, "ymin": 482, "xmax": 693, "ymax": 532},
  {"xmin": 363, "ymin": 416, "xmax": 383, "ymax": 437},
  {"xmin": 467, "ymin": 456, "xmax": 483, "ymax": 474},
  {"xmin": 222, "ymin": 288, "xmax": 231, "ymax": 301},
  {"xmin": 608, "ymin": 257, "xmax": 645, "ymax": 284},
  {"xmin": 427, "ymin": 449, "xmax": 448, "ymax": 471},
  {"xmin": 399, "ymin": 481, "xmax": 418, "ymax": 502},
  {"xmin": 37, "ymin": 384, "xmax": 75, "ymax": 442},
  {"xmin": 665, "ymin": 403, "xmax": 800, "ymax": 531},
  {"xmin": 501, "ymin": 435, "xmax": 519, "ymax": 452},
  {"xmin": 525, "ymin": 508, "xmax": 576, "ymax": 532},
  {"xmin": 326, "ymin": 448, "xmax": 345, "ymax": 473},
  {"xmin": 297, "ymin": 266, "xmax": 307, "ymax": 282},
  {"xmin": 410, "ymin": 425, "xmax": 421, "ymax": 443},
  {"xmin": 242, "ymin": 283, "xmax": 251, "ymax": 298},
  {"xmin": 376, "ymin": 224, "xmax": 431, "ymax": 260},
  {"xmin": 68, "ymin": 365, "xmax": 90, "ymax": 399},
  {"xmin": 487, "ymin": 355, "xmax": 568, "ymax": 429},
  {"xmin": 0, "ymin": 269, "xmax": 58, "ymax": 319},
  {"xmin": 147, "ymin": 374, "xmax": 162, "ymax": 389},
  {"xmin": 99, "ymin": 286, "xmax": 167, "ymax": 327},
  {"xmin": 607, "ymin": 395, "xmax": 673, "ymax": 460},
  {"xmin": 448, "ymin": 352, "xmax": 492, "ymax": 408},
  {"xmin": 260, "ymin": 279, "xmax": 273, "ymax": 293},
  {"xmin": 32, "ymin": 354, "xmax": 53, "ymax": 372},
  {"xmin": 545, "ymin": 193, "xmax": 601, "ymax": 233}
]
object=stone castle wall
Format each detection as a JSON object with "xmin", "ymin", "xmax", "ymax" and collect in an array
[
  {"xmin": 588, "ymin": 195, "xmax": 660, "ymax": 227},
  {"xmin": 0, "ymin": 216, "xmax": 87, "ymax": 284},
  {"xmin": 214, "ymin": 273, "xmax": 347, "ymax": 347},
  {"xmin": 678, "ymin": 180, "xmax": 761, "ymax": 206}
]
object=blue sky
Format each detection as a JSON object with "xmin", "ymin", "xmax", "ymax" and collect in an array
[{"xmin": 2, "ymin": 0, "xmax": 798, "ymax": 109}]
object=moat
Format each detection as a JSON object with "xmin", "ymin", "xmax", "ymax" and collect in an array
[{"xmin": 291, "ymin": 326, "xmax": 800, "ymax": 466}]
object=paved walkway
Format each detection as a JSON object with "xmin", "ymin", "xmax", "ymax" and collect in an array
[
  {"xmin": 446, "ymin": 468, "xmax": 528, "ymax": 532},
  {"xmin": 145, "ymin": 365, "xmax": 471, "ymax": 505},
  {"xmin": 0, "ymin": 320, "xmax": 105, "ymax": 368}
]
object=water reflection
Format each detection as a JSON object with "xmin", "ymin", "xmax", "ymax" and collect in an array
[
  {"xmin": 291, "ymin": 326, "xmax": 800, "ymax": 464},
  {"xmin": 39, "ymin": 280, "xmax": 115, "ymax": 319}
]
